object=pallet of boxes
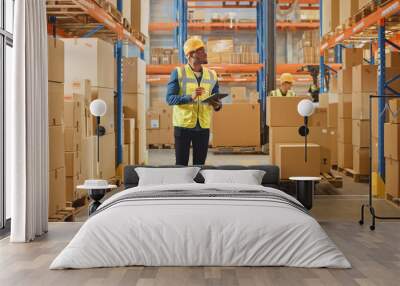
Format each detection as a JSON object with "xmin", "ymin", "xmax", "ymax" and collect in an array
[
  {"xmin": 268, "ymin": 96, "xmax": 322, "ymax": 183},
  {"xmin": 122, "ymin": 56, "xmax": 148, "ymax": 169},
  {"xmin": 48, "ymin": 36, "xmax": 71, "ymax": 221},
  {"xmin": 383, "ymin": 52, "xmax": 400, "ymax": 203},
  {"xmin": 63, "ymin": 38, "xmax": 117, "ymax": 205},
  {"xmin": 212, "ymin": 86, "xmax": 260, "ymax": 153}
]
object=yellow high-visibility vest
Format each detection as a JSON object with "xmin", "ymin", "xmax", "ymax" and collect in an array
[
  {"xmin": 270, "ymin": 89, "xmax": 296, "ymax": 97},
  {"xmin": 173, "ymin": 65, "xmax": 217, "ymax": 129}
]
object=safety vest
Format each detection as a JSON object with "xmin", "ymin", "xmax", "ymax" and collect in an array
[
  {"xmin": 270, "ymin": 89, "xmax": 296, "ymax": 97},
  {"xmin": 173, "ymin": 65, "xmax": 217, "ymax": 129}
]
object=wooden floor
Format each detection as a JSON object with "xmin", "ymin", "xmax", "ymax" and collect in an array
[
  {"xmin": 1, "ymin": 220, "xmax": 400, "ymax": 286},
  {"xmin": 1, "ymin": 151, "xmax": 400, "ymax": 286}
]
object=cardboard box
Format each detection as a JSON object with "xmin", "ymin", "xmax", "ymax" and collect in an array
[
  {"xmin": 212, "ymin": 103, "xmax": 260, "ymax": 147},
  {"xmin": 352, "ymin": 120, "xmax": 370, "ymax": 148},
  {"xmin": 128, "ymin": 143, "xmax": 135, "ymax": 164},
  {"xmin": 386, "ymin": 51, "xmax": 400, "ymax": 68},
  {"xmin": 124, "ymin": 118, "xmax": 135, "ymax": 144},
  {"xmin": 64, "ymin": 100, "xmax": 81, "ymax": 129},
  {"xmin": 372, "ymin": 136, "xmax": 378, "ymax": 172},
  {"xmin": 384, "ymin": 123, "xmax": 400, "ymax": 160},
  {"xmin": 64, "ymin": 127, "xmax": 80, "ymax": 153},
  {"xmin": 49, "ymin": 125, "xmax": 65, "ymax": 171},
  {"xmin": 269, "ymin": 126, "xmax": 321, "ymax": 164},
  {"xmin": 207, "ymin": 52, "xmax": 221, "ymax": 64},
  {"xmin": 353, "ymin": 146, "xmax": 370, "ymax": 175},
  {"xmin": 385, "ymin": 158, "xmax": 400, "ymax": 198},
  {"xmin": 147, "ymin": 128, "xmax": 174, "ymax": 145},
  {"xmin": 63, "ymin": 38, "xmax": 115, "ymax": 94},
  {"xmin": 49, "ymin": 168, "xmax": 66, "ymax": 216},
  {"xmin": 309, "ymin": 108, "xmax": 327, "ymax": 128},
  {"xmin": 385, "ymin": 68, "xmax": 400, "ymax": 91},
  {"xmin": 319, "ymin": 128, "xmax": 332, "ymax": 172},
  {"xmin": 329, "ymin": 128, "xmax": 338, "ymax": 165},
  {"xmin": 135, "ymin": 128, "xmax": 149, "ymax": 165},
  {"xmin": 146, "ymin": 111, "xmax": 160, "ymax": 129},
  {"xmin": 231, "ymin": 87, "xmax": 247, "ymax": 103},
  {"xmin": 123, "ymin": 93, "xmax": 138, "ymax": 118},
  {"xmin": 388, "ymin": 98, "xmax": 400, "ymax": 124},
  {"xmin": 338, "ymin": 143, "xmax": 353, "ymax": 169},
  {"xmin": 342, "ymin": 48, "xmax": 364, "ymax": 70},
  {"xmin": 48, "ymin": 36, "xmax": 64, "ymax": 83},
  {"xmin": 327, "ymin": 103, "xmax": 338, "ymax": 127},
  {"xmin": 122, "ymin": 144, "xmax": 129, "ymax": 165},
  {"xmin": 81, "ymin": 134, "xmax": 116, "ymax": 179},
  {"xmin": 352, "ymin": 92, "xmax": 372, "ymax": 120},
  {"xmin": 319, "ymin": 93, "xmax": 329, "ymax": 109},
  {"xmin": 340, "ymin": 0, "xmax": 359, "ymax": 29},
  {"xmin": 322, "ymin": 0, "xmax": 340, "ymax": 35},
  {"xmin": 207, "ymin": 39, "xmax": 234, "ymax": 53},
  {"xmin": 337, "ymin": 69, "xmax": 353, "ymax": 94},
  {"xmin": 352, "ymin": 65, "xmax": 377, "ymax": 93},
  {"xmin": 65, "ymin": 151, "xmax": 80, "ymax": 177},
  {"xmin": 91, "ymin": 88, "xmax": 115, "ymax": 134},
  {"xmin": 338, "ymin": 93, "xmax": 352, "ymax": 119},
  {"xmin": 122, "ymin": 57, "xmax": 146, "ymax": 94},
  {"xmin": 338, "ymin": 118, "xmax": 352, "ymax": 144},
  {"xmin": 131, "ymin": 0, "xmax": 149, "ymax": 37},
  {"xmin": 65, "ymin": 173, "xmax": 83, "ymax": 202},
  {"xmin": 48, "ymin": 82, "xmax": 64, "ymax": 126},
  {"xmin": 267, "ymin": 96, "xmax": 308, "ymax": 127},
  {"xmin": 275, "ymin": 143, "xmax": 320, "ymax": 179}
]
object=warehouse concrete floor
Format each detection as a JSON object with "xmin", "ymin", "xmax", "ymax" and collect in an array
[{"xmin": 2, "ymin": 151, "xmax": 400, "ymax": 286}]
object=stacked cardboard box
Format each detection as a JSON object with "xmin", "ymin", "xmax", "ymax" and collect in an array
[
  {"xmin": 322, "ymin": 0, "xmax": 340, "ymax": 35},
  {"xmin": 384, "ymin": 98, "xmax": 400, "ymax": 199},
  {"xmin": 230, "ymin": 87, "xmax": 259, "ymax": 104},
  {"xmin": 340, "ymin": 0, "xmax": 359, "ymax": 25},
  {"xmin": 297, "ymin": 30, "xmax": 320, "ymax": 64},
  {"xmin": 122, "ymin": 57, "xmax": 148, "ymax": 165},
  {"xmin": 151, "ymin": 48, "xmax": 179, "ymax": 65},
  {"xmin": 212, "ymin": 103, "xmax": 260, "ymax": 148},
  {"xmin": 48, "ymin": 36, "xmax": 66, "ymax": 217},
  {"xmin": 351, "ymin": 64, "xmax": 376, "ymax": 175},
  {"xmin": 206, "ymin": 38, "xmax": 258, "ymax": 64},
  {"xmin": 146, "ymin": 105, "xmax": 174, "ymax": 146},
  {"xmin": 123, "ymin": 118, "xmax": 136, "ymax": 166},
  {"xmin": 267, "ymin": 96, "xmax": 322, "ymax": 179},
  {"xmin": 64, "ymin": 38, "xmax": 116, "ymax": 183},
  {"xmin": 129, "ymin": 0, "xmax": 149, "ymax": 38}
]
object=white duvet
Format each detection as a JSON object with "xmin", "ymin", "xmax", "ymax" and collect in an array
[{"xmin": 50, "ymin": 183, "xmax": 351, "ymax": 269}]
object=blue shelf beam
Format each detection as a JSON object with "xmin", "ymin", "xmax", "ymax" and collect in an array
[
  {"xmin": 177, "ymin": 0, "xmax": 188, "ymax": 63},
  {"xmin": 116, "ymin": 0, "xmax": 123, "ymax": 165}
]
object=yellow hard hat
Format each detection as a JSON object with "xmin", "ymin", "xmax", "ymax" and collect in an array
[
  {"xmin": 280, "ymin": 73, "xmax": 294, "ymax": 83},
  {"xmin": 184, "ymin": 37, "xmax": 205, "ymax": 55}
]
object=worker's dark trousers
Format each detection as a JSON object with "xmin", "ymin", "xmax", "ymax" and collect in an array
[{"xmin": 174, "ymin": 127, "xmax": 210, "ymax": 166}]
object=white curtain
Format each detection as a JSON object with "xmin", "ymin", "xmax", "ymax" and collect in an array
[{"xmin": 7, "ymin": 0, "xmax": 49, "ymax": 242}]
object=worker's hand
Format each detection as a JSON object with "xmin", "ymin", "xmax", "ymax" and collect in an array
[{"xmin": 192, "ymin": 87, "xmax": 205, "ymax": 101}]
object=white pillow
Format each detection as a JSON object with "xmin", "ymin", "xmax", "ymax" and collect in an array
[
  {"xmin": 135, "ymin": 167, "xmax": 201, "ymax": 186},
  {"xmin": 200, "ymin": 169, "xmax": 266, "ymax": 185}
]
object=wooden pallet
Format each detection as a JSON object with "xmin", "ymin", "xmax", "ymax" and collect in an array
[
  {"xmin": 386, "ymin": 193, "xmax": 400, "ymax": 207},
  {"xmin": 49, "ymin": 207, "xmax": 76, "ymax": 222},
  {"xmin": 321, "ymin": 172, "xmax": 343, "ymax": 188},
  {"xmin": 148, "ymin": 144, "xmax": 175, "ymax": 149},
  {"xmin": 213, "ymin": 146, "xmax": 263, "ymax": 155},
  {"xmin": 338, "ymin": 167, "xmax": 370, "ymax": 183},
  {"xmin": 354, "ymin": 0, "xmax": 378, "ymax": 23}
]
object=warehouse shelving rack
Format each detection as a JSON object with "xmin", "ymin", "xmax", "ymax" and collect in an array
[
  {"xmin": 46, "ymin": 0, "xmax": 146, "ymax": 166},
  {"xmin": 147, "ymin": 0, "xmax": 327, "ymax": 146},
  {"xmin": 319, "ymin": 0, "xmax": 400, "ymax": 230}
]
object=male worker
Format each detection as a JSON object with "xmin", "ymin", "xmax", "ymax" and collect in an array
[
  {"xmin": 166, "ymin": 37, "xmax": 222, "ymax": 166},
  {"xmin": 269, "ymin": 73, "xmax": 296, "ymax": 97}
]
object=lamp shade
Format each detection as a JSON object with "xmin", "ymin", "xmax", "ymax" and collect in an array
[
  {"xmin": 90, "ymin": 99, "xmax": 107, "ymax": 117},
  {"xmin": 297, "ymin": 99, "xmax": 315, "ymax": 117}
]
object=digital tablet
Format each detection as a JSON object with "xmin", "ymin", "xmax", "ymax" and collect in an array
[{"xmin": 201, "ymin": 93, "xmax": 229, "ymax": 103}]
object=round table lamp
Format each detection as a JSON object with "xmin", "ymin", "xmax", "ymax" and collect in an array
[
  {"xmin": 90, "ymin": 99, "xmax": 107, "ymax": 178},
  {"xmin": 297, "ymin": 99, "xmax": 315, "ymax": 162}
]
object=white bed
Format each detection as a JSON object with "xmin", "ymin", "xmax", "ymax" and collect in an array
[{"xmin": 50, "ymin": 183, "xmax": 351, "ymax": 269}]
